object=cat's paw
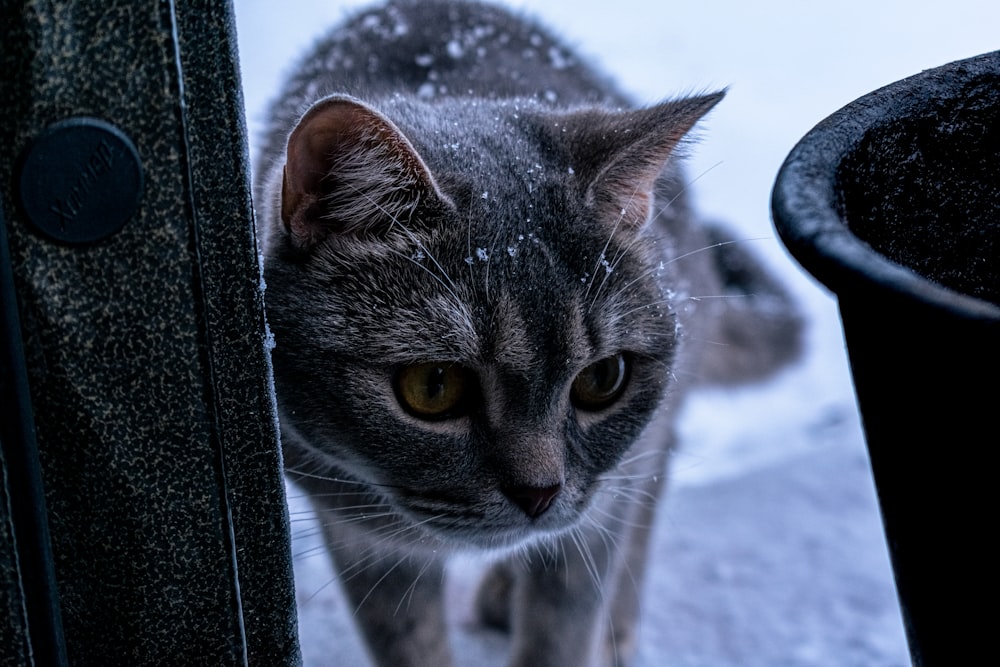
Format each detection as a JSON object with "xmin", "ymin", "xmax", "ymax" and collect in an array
[{"xmin": 474, "ymin": 561, "xmax": 515, "ymax": 632}]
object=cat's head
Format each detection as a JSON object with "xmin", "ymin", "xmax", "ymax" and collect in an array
[{"xmin": 261, "ymin": 92, "xmax": 721, "ymax": 549}]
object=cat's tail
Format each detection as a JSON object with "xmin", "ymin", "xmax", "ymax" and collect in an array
[{"xmin": 691, "ymin": 223, "xmax": 805, "ymax": 386}]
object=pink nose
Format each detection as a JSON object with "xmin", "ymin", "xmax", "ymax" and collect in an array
[{"xmin": 503, "ymin": 483, "xmax": 562, "ymax": 519}]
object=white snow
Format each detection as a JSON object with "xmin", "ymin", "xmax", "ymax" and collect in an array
[{"xmin": 233, "ymin": 1, "xmax": 1000, "ymax": 664}]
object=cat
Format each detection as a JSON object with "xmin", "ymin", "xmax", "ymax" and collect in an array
[{"xmin": 253, "ymin": 1, "xmax": 802, "ymax": 666}]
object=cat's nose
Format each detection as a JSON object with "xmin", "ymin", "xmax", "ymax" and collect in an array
[{"xmin": 503, "ymin": 483, "xmax": 562, "ymax": 519}]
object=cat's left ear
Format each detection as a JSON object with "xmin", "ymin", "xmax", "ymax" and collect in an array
[
  {"xmin": 558, "ymin": 91, "xmax": 725, "ymax": 229},
  {"xmin": 279, "ymin": 95, "xmax": 450, "ymax": 251}
]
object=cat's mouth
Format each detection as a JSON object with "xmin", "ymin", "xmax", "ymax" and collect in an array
[{"xmin": 391, "ymin": 484, "xmax": 594, "ymax": 550}]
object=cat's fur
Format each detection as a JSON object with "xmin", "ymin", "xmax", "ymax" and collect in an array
[{"xmin": 254, "ymin": 2, "xmax": 801, "ymax": 666}]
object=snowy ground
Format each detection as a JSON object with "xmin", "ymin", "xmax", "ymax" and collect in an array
[{"xmin": 233, "ymin": 1, "xmax": 999, "ymax": 664}]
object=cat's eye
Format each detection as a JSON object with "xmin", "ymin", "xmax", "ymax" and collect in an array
[
  {"xmin": 394, "ymin": 362, "xmax": 473, "ymax": 420},
  {"xmin": 571, "ymin": 353, "xmax": 629, "ymax": 412}
]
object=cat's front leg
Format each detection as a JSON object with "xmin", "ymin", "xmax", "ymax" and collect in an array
[
  {"xmin": 323, "ymin": 528, "xmax": 451, "ymax": 667},
  {"xmin": 504, "ymin": 528, "xmax": 624, "ymax": 667}
]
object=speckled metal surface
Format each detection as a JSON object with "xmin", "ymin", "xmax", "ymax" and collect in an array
[{"xmin": 0, "ymin": 0, "xmax": 299, "ymax": 664}]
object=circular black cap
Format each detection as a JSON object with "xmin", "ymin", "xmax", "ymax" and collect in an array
[{"xmin": 17, "ymin": 117, "xmax": 143, "ymax": 245}]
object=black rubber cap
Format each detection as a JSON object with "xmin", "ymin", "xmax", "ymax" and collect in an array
[{"xmin": 17, "ymin": 117, "xmax": 143, "ymax": 245}]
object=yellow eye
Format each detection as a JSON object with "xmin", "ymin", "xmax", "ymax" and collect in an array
[
  {"xmin": 571, "ymin": 353, "xmax": 629, "ymax": 411},
  {"xmin": 394, "ymin": 362, "xmax": 472, "ymax": 420}
]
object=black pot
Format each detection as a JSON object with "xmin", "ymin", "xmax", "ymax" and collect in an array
[{"xmin": 772, "ymin": 51, "xmax": 1000, "ymax": 667}]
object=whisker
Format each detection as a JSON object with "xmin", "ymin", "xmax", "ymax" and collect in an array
[
  {"xmin": 588, "ymin": 225, "xmax": 651, "ymax": 312},
  {"xmin": 292, "ymin": 543, "xmax": 335, "ymax": 562},
  {"xmin": 386, "ymin": 246, "xmax": 464, "ymax": 306},
  {"xmin": 568, "ymin": 528, "xmax": 603, "ymax": 596},
  {"xmin": 594, "ymin": 256, "xmax": 669, "ymax": 311},
  {"xmin": 297, "ymin": 571, "xmax": 343, "ymax": 605},
  {"xmin": 394, "ymin": 557, "xmax": 436, "ymax": 617},
  {"xmin": 656, "ymin": 160, "xmax": 723, "ymax": 216},
  {"xmin": 662, "ymin": 237, "xmax": 767, "ymax": 269},
  {"xmin": 685, "ymin": 293, "xmax": 754, "ymax": 301},
  {"xmin": 605, "ymin": 298, "xmax": 677, "ymax": 325},
  {"xmin": 613, "ymin": 447, "xmax": 667, "ymax": 469},
  {"xmin": 341, "ymin": 180, "xmax": 465, "ymax": 310},
  {"xmin": 351, "ymin": 556, "xmax": 408, "ymax": 614},
  {"xmin": 584, "ymin": 190, "xmax": 635, "ymax": 301}
]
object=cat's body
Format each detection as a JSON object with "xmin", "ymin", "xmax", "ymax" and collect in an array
[{"xmin": 255, "ymin": 2, "xmax": 801, "ymax": 666}]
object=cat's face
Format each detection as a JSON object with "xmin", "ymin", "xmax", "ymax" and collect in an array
[{"xmin": 262, "ymin": 93, "xmax": 720, "ymax": 549}]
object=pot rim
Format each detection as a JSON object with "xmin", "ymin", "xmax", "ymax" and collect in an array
[{"xmin": 771, "ymin": 50, "xmax": 1000, "ymax": 322}]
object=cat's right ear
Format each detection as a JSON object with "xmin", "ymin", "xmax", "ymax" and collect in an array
[
  {"xmin": 556, "ymin": 92, "xmax": 725, "ymax": 232},
  {"xmin": 279, "ymin": 95, "xmax": 450, "ymax": 251}
]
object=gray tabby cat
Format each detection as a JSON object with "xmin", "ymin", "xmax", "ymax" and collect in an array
[{"xmin": 254, "ymin": 1, "xmax": 801, "ymax": 665}]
